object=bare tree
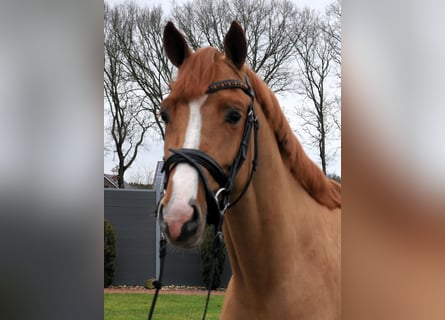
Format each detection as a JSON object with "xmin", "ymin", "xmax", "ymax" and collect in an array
[
  {"xmin": 119, "ymin": 4, "xmax": 173, "ymax": 140},
  {"xmin": 291, "ymin": 7, "xmax": 340, "ymax": 174},
  {"xmin": 104, "ymin": 3, "xmax": 156, "ymax": 188},
  {"xmin": 323, "ymin": 0, "xmax": 341, "ymax": 72},
  {"xmin": 104, "ymin": 0, "xmax": 341, "ymax": 180},
  {"xmin": 171, "ymin": 0, "xmax": 299, "ymax": 93},
  {"xmin": 127, "ymin": 167, "xmax": 155, "ymax": 189},
  {"xmin": 323, "ymin": 0, "xmax": 341, "ymax": 133}
]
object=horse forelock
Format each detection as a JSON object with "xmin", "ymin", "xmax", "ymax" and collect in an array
[
  {"xmin": 169, "ymin": 47, "xmax": 222, "ymax": 101},
  {"xmin": 246, "ymin": 69, "xmax": 342, "ymax": 210}
]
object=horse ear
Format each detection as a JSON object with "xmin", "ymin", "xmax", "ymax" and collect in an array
[
  {"xmin": 223, "ymin": 21, "xmax": 247, "ymax": 69},
  {"xmin": 163, "ymin": 21, "xmax": 192, "ymax": 67}
]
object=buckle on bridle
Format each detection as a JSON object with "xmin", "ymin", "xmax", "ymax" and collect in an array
[{"xmin": 215, "ymin": 187, "xmax": 229, "ymax": 213}]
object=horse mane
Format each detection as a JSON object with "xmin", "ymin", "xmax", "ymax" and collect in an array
[{"xmin": 246, "ymin": 69, "xmax": 341, "ymax": 210}]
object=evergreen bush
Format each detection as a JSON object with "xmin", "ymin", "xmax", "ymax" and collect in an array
[{"xmin": 104, "ymin": 220, "xmax": 117, "ymax": 287}]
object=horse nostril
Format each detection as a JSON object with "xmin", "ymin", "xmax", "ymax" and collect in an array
[{"xmin": 177, "ymin": 205, "xmax": 200, "ymax": 242}]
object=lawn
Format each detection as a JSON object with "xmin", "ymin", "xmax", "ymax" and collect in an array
[{"xmin": 104, "ymin": 293, "xmax": 225, "ymax": 320}]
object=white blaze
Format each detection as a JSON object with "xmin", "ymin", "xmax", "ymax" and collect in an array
[
  {"xmin": 165, "ymin": 95, "xmax": 207, "ymax": 222},
  {"xmin": 172, "ymin": 96, "xmax": 206, "ymax": 199}
]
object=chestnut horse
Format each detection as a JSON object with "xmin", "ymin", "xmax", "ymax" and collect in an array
[{"xmin": 158, "ymin": 21, "xmax": 341, "ymax": 319}]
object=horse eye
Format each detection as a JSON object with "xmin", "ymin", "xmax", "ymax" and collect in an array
[
  {"xmin": 160, "ymin": 110, "xmax": 169, "ymax": 124},
  {"xmin": 225, "ymin": 109, "xmax": 242, "ymax": 124}
]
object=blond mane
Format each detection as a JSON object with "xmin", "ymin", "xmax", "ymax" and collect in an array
[{"xmin": 246, "ymin": 69, "xmax": 341, "ymax": 210}]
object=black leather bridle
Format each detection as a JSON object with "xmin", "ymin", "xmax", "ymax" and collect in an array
[
  {"xmin": 162, "ymin": 75, "xmax": 259, "ymax": 229},
  {"xmin": 148, "ymin": 75, "xmax": 259, "ymax": 320}
]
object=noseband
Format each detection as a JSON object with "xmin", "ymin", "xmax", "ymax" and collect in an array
[{"xmin": 162, "ymin": 75, "xmax": 259, "ymax": 228}]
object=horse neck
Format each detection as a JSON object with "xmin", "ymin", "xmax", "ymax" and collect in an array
[{"xmin": 223, "ymin": 110, "xmax": 337, "ymax": 296}]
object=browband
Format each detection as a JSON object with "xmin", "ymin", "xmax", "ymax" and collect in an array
[{"xmin": 206, "ymin": 78, "xmax": 254, "ymax": 98}]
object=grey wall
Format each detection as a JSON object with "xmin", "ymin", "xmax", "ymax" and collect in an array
[
  {"xmin": 104, "ymin": 189, "xmax": 157, "ymax": 285},
  {"xmin": 104, "ymin": 189, "xmax": 231, "ymax": 288},
  {"xmin": 163, "ymin": 246, "xmax": 232, "ymax": 287}
]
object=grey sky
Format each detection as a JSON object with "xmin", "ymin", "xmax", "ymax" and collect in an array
[{"xmin": 105, "ymin": 0, "xmax": 332, "ymax": 11}]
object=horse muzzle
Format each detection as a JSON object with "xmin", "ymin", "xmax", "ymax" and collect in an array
[{"xmin": 158, "ymin": 199, "xmax": 203, "ymax": 247}]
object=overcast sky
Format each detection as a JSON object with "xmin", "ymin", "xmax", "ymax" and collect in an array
[
  {"xmin": 105, "ymin": 0, "xmax": 332, "ymax": 11},
  {"xmin": 104, "ymin": 0, "xmax": 341, "ymax": 182}
]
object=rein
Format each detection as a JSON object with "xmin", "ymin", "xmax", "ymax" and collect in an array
[{"xmin": 148, "ymin": 75, "xmax": 259, "ymax": 320}]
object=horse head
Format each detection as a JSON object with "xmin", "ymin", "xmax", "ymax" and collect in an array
[{"xmin": 157, "ymin": 21, "xmax": 257, "ymax": 248}]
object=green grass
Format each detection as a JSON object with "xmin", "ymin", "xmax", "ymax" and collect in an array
[{"xmin": 104, "ymin": 293, "xmax": 224, "ymax": 320}]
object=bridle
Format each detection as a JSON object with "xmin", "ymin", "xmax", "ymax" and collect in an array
[
  {"xmin": 162, "ymin": 75, "xmax": 259, "ymax": 228},
  {"xmin": 148, "ymin": 75, "xmax": 259, "ymax": 320}
]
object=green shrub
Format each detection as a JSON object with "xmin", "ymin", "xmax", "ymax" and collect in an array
[
  {"xmin": 200, "ymin": 225, "xmax": 226, "ymax": 290},
  {"xmin": 104, "ymin": 220, "xmax": 117, "ymax": 287}
]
